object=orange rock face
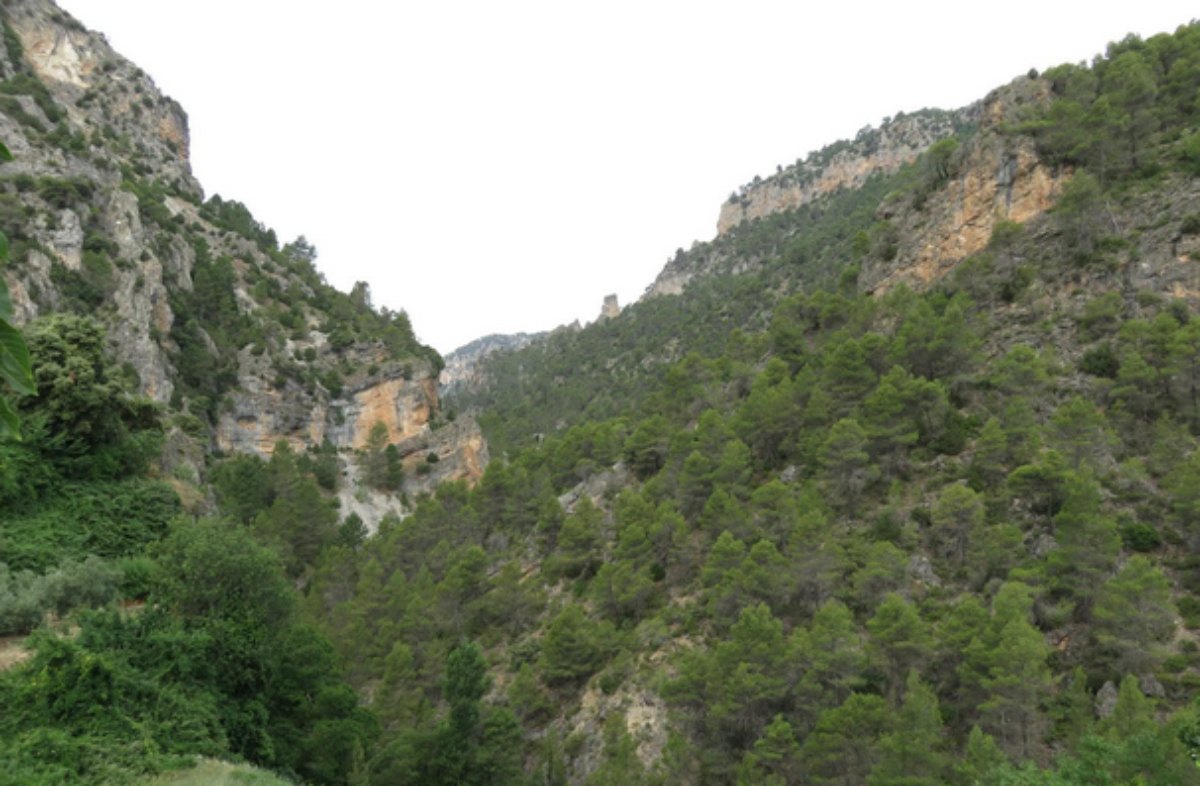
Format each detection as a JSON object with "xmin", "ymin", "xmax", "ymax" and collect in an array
[
  {"xmin": 350, "ymin": 377, "xmax": 438, "ymax": 449},
  {"xmin": 874, "ymin": 144, "xmax": 1065, "ymax": 293}
]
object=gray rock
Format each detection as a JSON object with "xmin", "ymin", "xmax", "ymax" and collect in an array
[
  {"xmin": 908, "ymin": 554, "xmax": 942, "ymax": 587},
  {"xmin": 1095, "ymin": 681, "xmax": 1119, "ymax": 718},
  {"xmin": 1139, "ymin": 673, "xmax": 1166, "ymax": 699}
]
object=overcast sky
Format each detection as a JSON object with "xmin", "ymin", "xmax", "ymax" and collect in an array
[{"xmin": 56, "ymin": 2, "xmax": 1198, "ymax": 353}]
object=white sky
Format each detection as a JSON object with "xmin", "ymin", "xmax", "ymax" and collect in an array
[{"xmin": 55, "ymin": 2, "xmax": 1199, "ymax": 353}]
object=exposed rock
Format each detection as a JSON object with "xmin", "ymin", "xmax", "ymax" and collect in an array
[
  {"xmin": 0, "ymin": 1, "xmax": 492, "ymax": 496},
  {"xmin": 567, "ymin": 687, "xmax": 669, "ymax": 782},
  {"xmin": 337, "ymin": 373, "xmax": 439, "ymax": 450},
  {"xmin": 716, "ymin": 108, "xmax": 974, "ymax": 236},
  {"xmin": 4, "ymin": 0, "xmax": 198, "ymax": 191},
  {"xmin": 1031, "ymin": 533, "xmax": 1059, "ymax": 559},
  {"xmin": 1095, "ymin": 680, "xmax": 1119, "ymax": 718},
  {"xmin": 395, "ymin": 415, "xmax": 490, "ymax": 497},
  {"xmin": 907, "ymin": 554, "xmax": 942, "ymax": 587},
  {"xmin": 862, "ymin": 77, "xmax": 1067, "ymax": 294},
  {"xmin": 558, "ymin": 463, "xmax": 631, "ymax": 514},
  {"xmin": 1139, "ymin": 673, "xmax": 1167, "ymax": 699},
  {"xmin": 598, "ymin": 293, "xmax": 620, "ymax": 320},
  {"xmin": 336, "ymin": 458, "xmax": 403, "ymax": 536}
]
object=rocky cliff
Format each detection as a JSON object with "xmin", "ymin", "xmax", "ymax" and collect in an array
[
  {"xmin": 0, "ymin": 0, "xmax": 485, "ymax": 501},
  {"xmin": 861, "ymin": 75, "xmax": 1068, "ymax": 293},
  {"xmin": 716, "ymin": 107, "xmax": 974, "ymax": 236},
  {"xmin": 643, "ymin": 107, "xmax": 975, "ymax": 300}
]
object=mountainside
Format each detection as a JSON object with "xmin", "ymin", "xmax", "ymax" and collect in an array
[
  {"xmin": 440, "ymin": 331, "xmax": 544, "ymax": 397},
  {"xmin": 6, "ymin": 5, "xmax": 1200, "ymax": 786},
  {"xmin": 432, "ymin": 18, "xmax": 1200, "ymax": 786},
  {"xmin": 0, "ymin": 0, "xmax": 483, "ymax": 505}
]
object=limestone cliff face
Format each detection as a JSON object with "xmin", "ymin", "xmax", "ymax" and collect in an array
[
  {"xmin": 214, "ymin": 346, "xmax": 488, "ymax": 494},
  {"xmin": 0, "ymin": 0, "xmax": 489, "ymax": 494},
  {"xmin": 716, "ymin": 108, "xmax": 973, "ymax": 236},
  {"xmin": 861, "ymin": 77, "xmax": 1067, "ymax": 293},
  {"xmin": 0, "ymin": 0, "xmax": 199, "ymax": 404},
  {"xmin": 643, "ymin": 108, "xmax": 975, "ymax": 301}
]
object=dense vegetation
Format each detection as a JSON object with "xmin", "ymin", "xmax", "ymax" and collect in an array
[
  {"xmin": 6, "ymin": 13, "xmax": 1200, "ymax": 786},
  {"xmin": 463, "ymin": 151, "xmax": 920, "ymax": 452},
  {"xmin": 0, "ymin": 313, "xmax": 375, "ymax": 785}
]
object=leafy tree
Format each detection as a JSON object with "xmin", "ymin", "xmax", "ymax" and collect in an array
[
  {"xmin": 956, "ymin": 726, "xmax": 1007, "ymax": 786},
  {"xmin": 1047, "ymin": 397, "xmax": 1116, "ymax": 472},
  {"xmin": 152, "ymin": 517, "xmax": 295, "ymax": 630},
  {"xmin": 361, "ymin": 421, "xmax": 401, "ymax": 492},
  {"xmin": 253, "ymin": 442, "xmax": 340, "ymax": 575},
  {"xmin": 851, "ymin": 541, "xmax": 908, "ymax": 612},
  {"xmin": 1103, "ymin": 50, "xmax": 1159, "ymax": 173},
  {"xmin": 21, "ymin": 315, "xmax": 135, "ymax": 456},
  {"xmin": 735, "ymin": 359, "xmax": 802, "ymax": 468},
  {"xmin": 585, "ymin": 714, "xmax": 647, "ymax": 786},
  {"xmin": 1053, "ymin": 172, "xmax": 1106, "ymax": 261},
  {"xmin": 549, "ymin": 497, "xmax": 603, "ymax": 579},
  {"xmin": 624, "ymin": 415, "xmax": 670, "ymax": 479},
  {"xmin": 370, "ymin": 643, "xmax": 521, "ymax": 786},
  {"xmin": 862, "ymin": 368, "xmax": 920, "ymax": 478},
  {"xmin": 1165, "ymin": 450, "xmax": 1200, "ymax": 532}
]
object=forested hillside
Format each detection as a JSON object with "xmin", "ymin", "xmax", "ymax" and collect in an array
[{"xmin": 4, "ymin": 6, "xmax": 1200, "ymax": 786}]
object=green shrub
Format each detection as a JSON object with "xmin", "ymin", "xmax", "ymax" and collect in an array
[
  {"xmin": 0, "ymin": 556, "xmax": 120, "ymax": 635},
  {"xmin": 117, "ymin": 555, "xmax": 159, "ymax": 600},
  {"xmin": 1079, "ymin": 343, "xmax": 1120, "ymax": 377}
]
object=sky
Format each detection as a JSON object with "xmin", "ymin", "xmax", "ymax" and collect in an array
[{"xmin": 55, "ymin": 2, "xmax": 1200, "ymax": 353}]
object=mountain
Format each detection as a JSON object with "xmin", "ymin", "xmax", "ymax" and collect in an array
[
  {"xmin": 439, "ymin": 331, "xmax": 545, "ymax": 397},
  {"xmin": 0, "ymin": 0, "xmax": 484, "ymax": 512},
  {"xmin": 6, "ymin": 4, "xmax": 1200, "ymax": 785}
]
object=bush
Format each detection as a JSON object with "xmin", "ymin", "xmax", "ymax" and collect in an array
[
  {"xmin": 1079, "ymin": 343, "xmax": 1120, "ymax": 377},
  {"xmin": 1119, "ymin": 522, "xmax": 1161, "ymax": 552},
  {"xmin": 0, "ymin": 556, "xmax": 120, "ymax": 635},
  {"xmin": 117, "ymin": 555, "xmax": 159, "ymax": 600}
]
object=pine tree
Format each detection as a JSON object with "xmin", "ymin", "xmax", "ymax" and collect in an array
[
  {"xmin": 820, "ymin": 418, "xmax": 876, "ymax": 513},
  {"xmin": 930, "ymin": 483, "xmax": 984, "ymax": 567},
  {"xmin": 800, "ymin": 693, "xmax": 889, "ymax": 786},
  {"xmin": 736, "ymin": 715, "xmax": 803, "ymax": 786},
  {"xmin": 867, "ymin": 593, "xmax": 933, "ymax": 703},
  {"xmin": 1044, "ymin": 473, "xmax": 1120, "ymax": 618},
  {"xmin": 868, "ymin": 671, "xmax": 949, "ymax": 786},
  {"xmin": 1092, "ymin": 556, "xmax": 1176, "ymax": 675},
  {"xmin": 979, "ymin": 615, "xmax": 1051, "ymax": 762}
]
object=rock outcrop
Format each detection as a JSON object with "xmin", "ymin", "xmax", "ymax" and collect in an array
[
  {"xmin": 598, "ymin": 293, "xmax": 620, "ymax": 320},
  {"xmin": 716, "ymin": 108, "xmax": 973, "ymax": 236},
  {"xmin": 0, "ymin": 0, "xmax": 487, "ymax": 500},
  {"xmin": 862, "ymin": 76, "xmax": 1068, "ymax": 293}
]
